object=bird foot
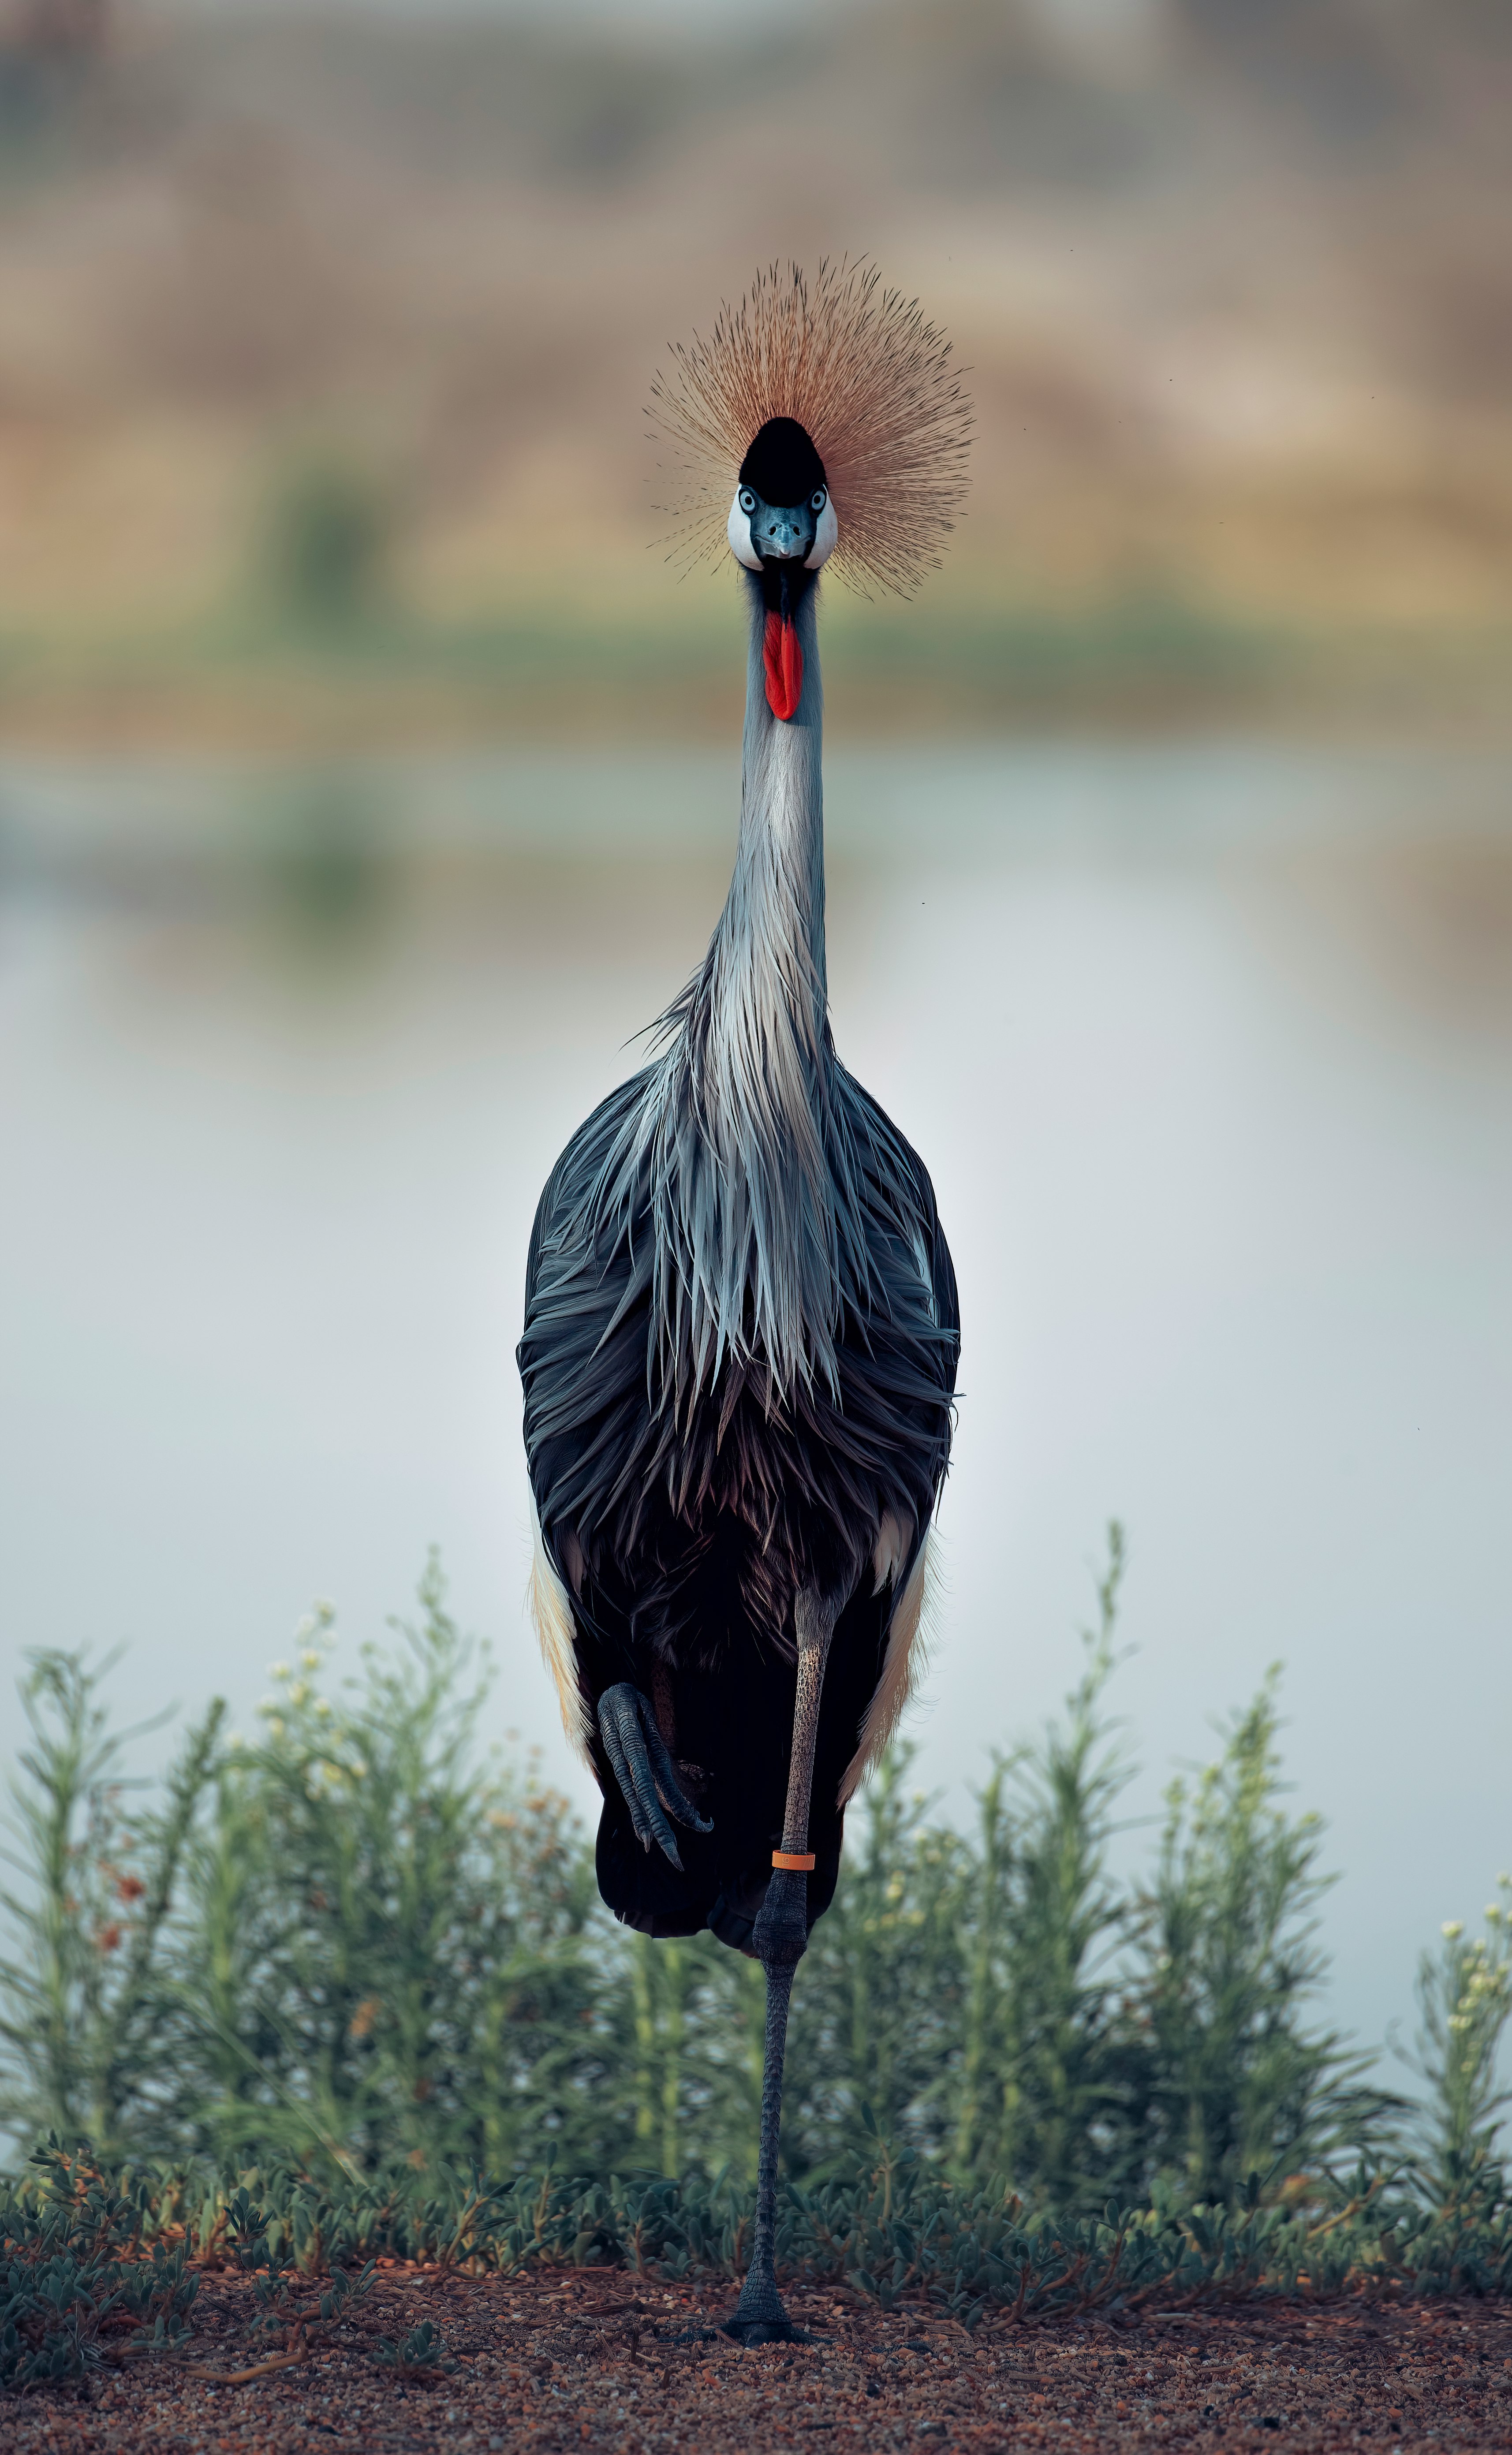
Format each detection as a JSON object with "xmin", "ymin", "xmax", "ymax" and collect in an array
[
  {"xmin": 597, "ymin": 1684, "xmax": 713, "ymax": 1870},
  {"xmin": 721, "ymin": 2256, "xmax": 819, "ymax": 2347},
  {"xmin": 720, "ymin": 2312, "xmax": 817, "ymax": 2347}
]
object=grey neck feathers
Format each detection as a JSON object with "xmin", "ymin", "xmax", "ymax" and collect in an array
[{"xmin": 603, "ymin": 576, "xmax": 866, "ymax": 1409}]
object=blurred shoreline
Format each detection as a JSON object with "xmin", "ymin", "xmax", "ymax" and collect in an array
[
  {"xmin": 2, "ymin": 602, "xmax": 1509, "ymax": 754},
  {"xmin": 3, "ymin": 0, "xmax": 1510, "ymax": 754}
]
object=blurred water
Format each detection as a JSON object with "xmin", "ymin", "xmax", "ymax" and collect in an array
[{"xmin": 2, "ymin": 739, "xmax": 1510, "ymax": 2065}]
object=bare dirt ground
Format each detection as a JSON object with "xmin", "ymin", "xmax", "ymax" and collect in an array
[{"xmin": 6, "ymin": 2268, "xmax": 1512, "ymax": 2453}]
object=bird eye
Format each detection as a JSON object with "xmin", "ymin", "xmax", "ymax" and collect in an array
[
  {"xmin": 739, "ymin": 489, "xmax": 757, "ymax": 515},
  {"xmin": 810, "ymin": 488, "xmax": 827, "ymax": 512}
]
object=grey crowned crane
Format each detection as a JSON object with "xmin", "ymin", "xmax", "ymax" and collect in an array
[{"xmin": 519, "ymin": 261, "xmax": 970, "ymax": 2345}]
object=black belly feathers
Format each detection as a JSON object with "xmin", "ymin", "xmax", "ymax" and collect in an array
[{"xmin": 518, "ymin": 1060, "xmax": 959, "ymax": 1952}]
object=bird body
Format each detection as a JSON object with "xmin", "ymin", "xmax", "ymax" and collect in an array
[
  {"xmin": 520, "ymin": 579, "xmax": 957, "ymax": 1951},
  {"xmin": 519, "ymin": 262, "xmax": 969, "ymax": 2341}
]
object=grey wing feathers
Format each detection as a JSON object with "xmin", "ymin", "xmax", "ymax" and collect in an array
[{"xmin": 519, "ymin": 1062, "xmax": 958, "ymax": 1740}]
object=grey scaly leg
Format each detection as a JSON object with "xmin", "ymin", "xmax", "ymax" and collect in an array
[{"xmin": 722, "ymin": 1587, "xmax": 837, "ymax": 2347}]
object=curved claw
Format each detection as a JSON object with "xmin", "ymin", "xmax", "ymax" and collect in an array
[
  {"xmin": 636, "ymin": 1694, "xmax": 714, "ymax": 1836},
  {"xmin": 597, "ymin": 1683, "xmax": 713, "ymax": 1870}
]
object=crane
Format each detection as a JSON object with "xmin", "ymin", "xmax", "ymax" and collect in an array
[{"xmin": 519, "ymin": 260, "xmax": 970, "ymax": 2345}]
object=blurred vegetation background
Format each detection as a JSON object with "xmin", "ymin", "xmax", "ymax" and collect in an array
[{"xmin": 0, "ymin": 0, "xmax": 1510, "ymax": 742}]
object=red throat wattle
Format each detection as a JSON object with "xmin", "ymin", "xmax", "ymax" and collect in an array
[{"xmin": 762, "ymin": 611, "xmax": 803, "ymax": 721}]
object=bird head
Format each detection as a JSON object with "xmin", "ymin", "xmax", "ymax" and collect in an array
[
  {"xmin": 649, "ymin": 260, "xmax": 971, "ymax": 719},
  {"xmin": 726, "ymin": 417, "xmax": 839, "ymax": 602},
  {"xmin": 726, "ymin": 416, "xmax": 839, "ymax": 718}
]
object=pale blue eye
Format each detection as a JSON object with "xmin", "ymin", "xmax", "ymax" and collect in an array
[
  {"xmin": 810, "ymin": 489, "xmax": 827, "ymax": 513},
  {"xmin": 739, "ymin": 489, "xmax": 756, "ymax": 515}
]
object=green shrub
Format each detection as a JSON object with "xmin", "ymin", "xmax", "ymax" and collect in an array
[
  {"xmin": 0, "ymin": 1655, "xmax": 222, "ymax": 2160},
  {"xmin": 0, "ymin": 1532, "xmax": 1501, "ymax": 2247},
  {"xmin": 179, "ymin": 1564, "xmax": 613, "ymax": 2176},
  {"xmin": 1404, "ymin": 1881, "xmax": 1512, "ymax": 2225},
  {"xmin": 1134, "ymin": 1670, "xmax": 1396, "ymax": 2203},
  {"xmin": 945, "ymin": 1531, "xmax": 1138, "ymax": 2199}
]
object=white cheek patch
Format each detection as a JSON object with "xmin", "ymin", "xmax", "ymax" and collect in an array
[
  {"xmin": 806, "ymin": 496, "xmax": 838, "ymax": 570},
  {"xmin": 727, "ymin": 491, "xmax": 762, "ymax": 571}
]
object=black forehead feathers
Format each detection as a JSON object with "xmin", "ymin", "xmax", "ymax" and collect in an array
[{"xmin": 739, "ymin": 416, "xmax": 825, "ymax": 505}]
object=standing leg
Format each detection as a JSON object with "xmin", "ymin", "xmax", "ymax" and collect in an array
[{"xmin": 722, "ymin": 1587, "xmax": 836, "ymax": 2347}]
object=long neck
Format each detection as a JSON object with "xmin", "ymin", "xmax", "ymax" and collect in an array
[
  {"xmin": 709, "ymin": 577, "xmax": 828, "ymax": 1053},
  {"xmin": 641, "ymin": 576, "xmax": 844, "ymax": 1403}
]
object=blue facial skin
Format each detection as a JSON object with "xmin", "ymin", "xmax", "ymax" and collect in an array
[
  {"xmin": 742, "ymin": 490, "xmax": 820, "ymax": 566},
  {"xmin": 739, "ymin": 488, "xmax": 823, "ymax": 616}
]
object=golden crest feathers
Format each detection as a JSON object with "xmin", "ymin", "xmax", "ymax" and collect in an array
[{"xmin": 649, "ymin": 258, "xmax": 972, "ymax": 598}]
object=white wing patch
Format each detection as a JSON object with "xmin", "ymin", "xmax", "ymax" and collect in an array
[
  {"xmin": 871, "ymin": 1508, "xmax": 911, "ymax": 1595},
  {"xmin": 839, "ymin": 1527, "xmax": 937, "ymax": 1806},
  {"xmin": 527, "ymin": 1494, "xmax": 594, "ymax": 1769}
]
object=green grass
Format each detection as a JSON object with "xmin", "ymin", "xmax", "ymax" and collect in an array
[{"xmin": 2, "ymin": 1534, "xmax": 1510, "ymax": 2383}]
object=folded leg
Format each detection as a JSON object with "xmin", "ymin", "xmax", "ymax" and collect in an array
[{"xmin": 598, "ymin": 1682, "xmax": 713, "ymax": 1870}]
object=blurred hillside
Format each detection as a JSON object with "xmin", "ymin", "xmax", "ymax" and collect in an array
[{"xmin": 1, "ymin": 0, "xmax": 1510, "ymax": 741}]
